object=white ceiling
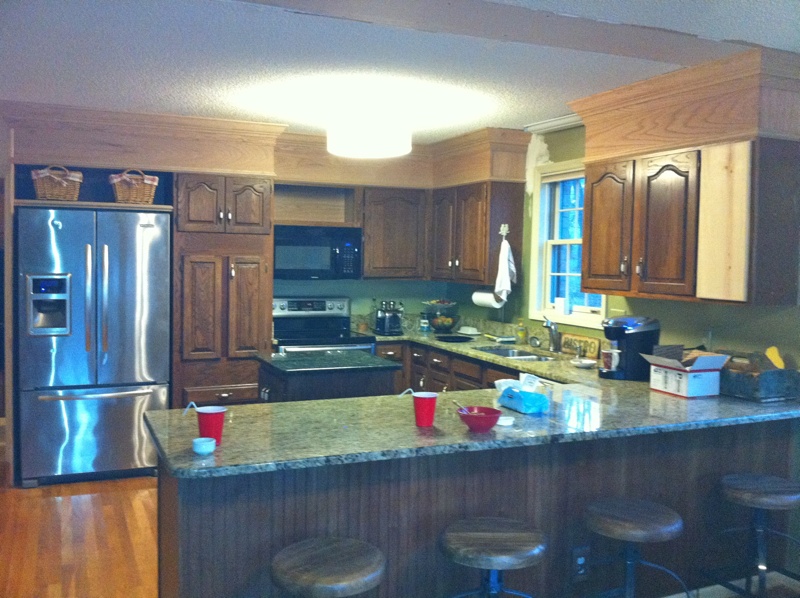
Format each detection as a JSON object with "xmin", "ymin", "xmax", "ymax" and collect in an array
[{"xmin": 1, "ymin": 0, "xmax": 798, "ymax": 144}]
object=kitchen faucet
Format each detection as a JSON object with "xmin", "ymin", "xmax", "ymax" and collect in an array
[{"xmin": 543, "ymin": 318, "xmax": 560, "ymax": 353}]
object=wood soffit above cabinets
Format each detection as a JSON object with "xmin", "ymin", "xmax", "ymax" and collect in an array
[
  {"xmin": 0, "ymin": 100, "xmax": 530, "ymax": 187},
  {"xmin": 569, "ymin": 47, "xmax": 800, "ymax": 163}
]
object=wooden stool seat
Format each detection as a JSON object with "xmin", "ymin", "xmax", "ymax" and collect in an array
[
  {"xmin": 271, "ymin": 537, "xmax": 386, "ymax": 598},
  {"xmin": 586, "ymin": 498, "xmax": 684, "ymax": 544},
  {"xmin": 441, "ymin": 516, "xmax": 547, "ymax": 571},
  {"xmin": 722, "ymin": 473, "xmax": 800, "ymax": 511}
]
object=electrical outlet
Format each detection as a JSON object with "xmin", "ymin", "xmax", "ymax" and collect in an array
[{"xmin": 571, "ymin": 545, "xmax": 590, "ymax": 582}]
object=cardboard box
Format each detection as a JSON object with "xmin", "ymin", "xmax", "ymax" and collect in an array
[{"xmin": 641, "ymin": 353, "xmax": 730, "ymax": 398}]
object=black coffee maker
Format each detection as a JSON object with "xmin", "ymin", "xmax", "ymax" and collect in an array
[{"xmin": 598, "ymin": 316, "xmax": 660, "ymax": 381}]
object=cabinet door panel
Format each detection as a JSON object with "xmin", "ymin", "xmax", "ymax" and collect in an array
[
  {"xmin": 454, "ymin": 183, "xmax": 488, "ymax": 283},
  {"xmin": 176, "ymin": 175, "xmax": 226, "ymax": 233},
  {"xmin": 431, "ymin": 188, "xmax": 456, "ymax": 279},
  {"xmin": 182, "ymin": 254, "xmax": 223, "ymax": 360},
  {"xmin": 226, "ymin": 178, "xmax": 272, "ymax": 235},
  {"xmin": 582, "ymin": 161, "xmax": 634, "ymax": 291},
  {"xmin": 228, "ymin": 255, "xmax": 264, "ymax": 357},
  {"xmin": 634, "ymin": 151, "xmax": 699, "ymax": 296},
  {"xmin": 363, "ymin": 188, "xmax": 425, "ymax": 278}
]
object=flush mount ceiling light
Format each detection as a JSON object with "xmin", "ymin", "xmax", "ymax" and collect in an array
[
  {"xmin": 326, "ymin": 116, "xmax": 411, "ymax": 159},
  {"xmin": 230, "ymin": 73, "xmax": 497, "ymax": 159}
]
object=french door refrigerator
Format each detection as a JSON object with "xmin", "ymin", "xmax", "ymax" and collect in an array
[{"xmin": 15, "ymin": 207, "xmax": 170, "ymax": 487}]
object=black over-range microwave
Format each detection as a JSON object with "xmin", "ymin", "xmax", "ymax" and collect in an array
[{"xmin": 273, "ymin": 225, "xmax": 362, "ymax": 280}]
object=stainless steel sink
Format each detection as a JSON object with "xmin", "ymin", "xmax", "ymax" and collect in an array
[{"xmin": 474, "ymin": 346, "xmax": 555, "ymax": 361}]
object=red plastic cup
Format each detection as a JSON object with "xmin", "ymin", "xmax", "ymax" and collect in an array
[
  {"xmin": 196, "ymin": 406, "xmax": 227, "ymax": 445},
  {"xmin": 413, "ymin": 392, "xmax": 438, "ymax": 427}
]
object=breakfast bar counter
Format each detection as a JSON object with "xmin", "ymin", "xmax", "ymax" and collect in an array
[{"xmin": 146, "ymin": 387, "xmax": 800, "ymax": 597}]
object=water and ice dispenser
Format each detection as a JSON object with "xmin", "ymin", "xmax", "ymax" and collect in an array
[{"xmin": 25, "ymin": 275, "xmax": 71, "ymax": 335}]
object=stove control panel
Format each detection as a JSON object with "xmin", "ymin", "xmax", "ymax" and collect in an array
[{"xmin": 273, "ymin": 297, "xmax": 350, "ymax": 317}]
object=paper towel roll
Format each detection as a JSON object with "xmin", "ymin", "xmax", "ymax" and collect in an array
[{"xmin": 472, "ymin": 290, "xmax": 506, "ymax": 309}]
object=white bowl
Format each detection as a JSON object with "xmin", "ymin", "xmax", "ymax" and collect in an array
[
  {"xmin": 570, "ymin": 358, "xmax": 597, "ymax": 369},
  {"xmin": 193, "ymin": 437, "xmax": 216, "ymax": 455},
  {"xmin": 457, "ymin": 326, "xmax": 480, "ymax": 335}
]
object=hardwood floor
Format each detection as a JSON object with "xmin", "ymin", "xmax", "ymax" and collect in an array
[{"xmin": 0, "ymin": 422, "xmax": 158, "ymax": 598}]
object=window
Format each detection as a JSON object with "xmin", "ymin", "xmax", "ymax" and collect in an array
[{"xmin": 529, "ymin": 160, "xmax": 606, "ymax": 329}]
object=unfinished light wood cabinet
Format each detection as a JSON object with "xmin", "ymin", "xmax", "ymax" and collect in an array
[
  {"xmin": 363, "ymin": 187, "xmax": 426, "ymax": 278},
  {"xmin": 176, "ymin": 174, "xmax": 272, "ymax": 234},
  {"xmin": 696, "ymin": 139, "xmax": 800, "ymax": 304},
  {"xmin": 582, "ymin": 150, "xmax": 699, "ymax": 298}
]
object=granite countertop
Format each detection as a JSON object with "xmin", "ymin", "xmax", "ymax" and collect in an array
[
  {"xmin": 144, "ymin": 384, "xmax": 800, "ymax": 479},
  {"xmin": 255, "ymin": 350, "xmax": 403, "ymax": 374}
]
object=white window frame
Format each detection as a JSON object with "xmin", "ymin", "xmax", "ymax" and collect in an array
[{"xmin": 528, "ymin": 159, "xmax": 607, "ymax": 329}]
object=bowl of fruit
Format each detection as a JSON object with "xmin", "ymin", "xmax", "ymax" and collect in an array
[{"xmin": 422, "ymin": 300, "xmax": 459, "ymax": 333}]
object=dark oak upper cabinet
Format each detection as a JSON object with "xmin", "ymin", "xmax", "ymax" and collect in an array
[
  {"xmin": 633, "ymin": 151, "xmax": 699, "ymax": 296},
  {"xmin": 582, "ymin": 150, "xmax": 699, "ymax": 298},
  {"xmin": 176, "ymin": 174, "xmax": 272, "ymax": 234},
  {"xmin": 431, "ymin": 181, "xmax": 524, "ymax": 285},
  {"xmin": 363, "ymin": 187, "xmax": 426, "ymax": 278},
  {"xmin": 431, "ymin": 182, "xmax": 499, "ymax": 284},
  {"xmin": 582, "ymin": 161, "xmax": 635, "ymax": 292}
]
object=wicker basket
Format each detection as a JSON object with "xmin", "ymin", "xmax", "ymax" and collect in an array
[
  {"xmin": 109, "ymin": 169, "xmax": 159, "ymax": 204},
  {"xmin": 32, "ymin": 166, "xmax": 83, "ymax": 201}
]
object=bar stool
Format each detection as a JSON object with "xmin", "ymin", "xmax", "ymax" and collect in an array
[
  {"xmin": 271, "ymin": 537, "xmax": 386, "ymax": 597},
  {"xmin": 440, "ymin": 516, "xmax": 547, "ymax": 598},
  {"xmin": 585, "ymin": 498, "xmax": 691, "ymax": 598},
  {"xmin": 704, "ymin": 473, "xmax": 800, "ymax": 597}
]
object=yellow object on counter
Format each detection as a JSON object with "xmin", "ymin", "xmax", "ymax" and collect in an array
[{"xmin": 765, "ymin": 346, "xmax": 785, "ymax": 369}]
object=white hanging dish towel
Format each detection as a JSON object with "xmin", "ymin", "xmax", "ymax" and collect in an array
[{"xmin": 493, "ymin": 239, "xmax": 516, "ymax": 303}]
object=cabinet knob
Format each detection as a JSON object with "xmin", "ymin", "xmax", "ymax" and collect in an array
[
  {"xmin": 230, "ymin": 264, "xmax": 236, "ymax": 278},
  {"xmin": 448, "ymin": 260, "xmax": 452, "ymax": 267},
  {"xmin": 384, "ymin": 351, "xmax": 396, "ymax": 356},
  {"xmin": 620, "ymin": 256, "xmax": 628, "ymax": 275},
  {"xmin": 227, "ymin": 211, "xmax": 233, "ymax": 222},
  {"xmin": 216, "ymin": 392, "xmax": 232, "ymax": 400},
  {"xmin": 454, "ymin": 258, "xmax": 460, "ymax": 267},
  {"xmin": 635, "ymin": 257, "xmax": 644, "ymax": 277},
  {"xmin": 218, "ymin": 210, "xmax": 224, "ymax": 222},
  {"xmin": 432, "ymin": 358, "xmax": 442, "ymax": 364}
]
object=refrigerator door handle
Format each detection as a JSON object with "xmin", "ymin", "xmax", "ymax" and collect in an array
[
  {"xmin": 101, "ymin": 243, "xmax": 109, "ymax": 354},
  {"xmin": 85, "ymin": 243, "xmax": 93, "ymax": 352},
  {"xmin": 37, "ymin": 389, "xmax": 155, "ymax": 402}
]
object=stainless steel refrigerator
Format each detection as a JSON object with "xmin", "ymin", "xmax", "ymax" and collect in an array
[{"xmin": 15, "ymin": 207, "xmax": 170, "ymax": 487}]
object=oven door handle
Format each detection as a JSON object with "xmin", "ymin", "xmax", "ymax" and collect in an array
[{"xmin": 279, "ymin": 344, "xmax": 376, "ymax": 354}]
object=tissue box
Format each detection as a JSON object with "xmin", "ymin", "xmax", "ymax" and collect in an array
[
  {"xmin": 641, "ymin": 352, "xmax": 729, "ymax": 398},
  {"xmin": 498, "ymin": 387, "xmax": 550, "ymax": 414},
  {"xmin": 495, "ymin": 375, "xmax": 550, "ymax": 414}
]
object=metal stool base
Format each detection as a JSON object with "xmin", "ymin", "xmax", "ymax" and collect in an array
[
  {"xmin": 701, "ymin": 508, "xmax": 800, "ymax": 597},
  {"xmin": 591, "ymin": 543, "xmax": 691, "ymax": 598},
  {"xmin": 449, "ymin": 569, "xmax": 533, "ymax": 598}
]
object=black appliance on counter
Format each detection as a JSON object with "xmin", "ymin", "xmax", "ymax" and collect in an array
[
  {"xmin": 374, "ymin": 300, "xmax": 403, "ymax": 336},
  {"xmin": 272, "ymin": 296, "xmax": 376, "ymax": 353},
  {"xmin": 273, "ymin": 225, "xmax": 362, "ymax": 280},
  {"xmin": 598, "ymin": 316, "xmax": 660, "ymax": 381}
]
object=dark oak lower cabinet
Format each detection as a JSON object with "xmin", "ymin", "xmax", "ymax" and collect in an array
[
  {"xmin": 375, "ymin": 342, "xmax": 409, "ymax": 393},
  {"xmin": 409, "ymin": 343, "xmax": 520, "ymax": 391},
  {"xmin": 172, "ymin": 232, "xmax": 272, "ymax": 407}
]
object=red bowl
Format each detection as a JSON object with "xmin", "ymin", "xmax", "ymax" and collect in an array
[{"xmin": 457, "ymin": 406, "xmax": 502, "ymax": 433}]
